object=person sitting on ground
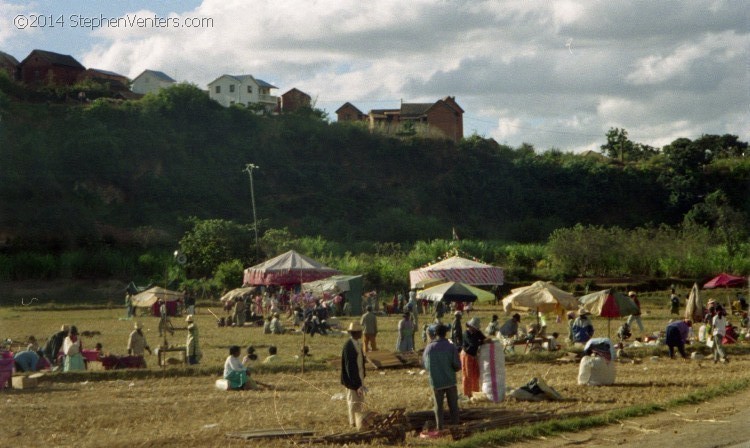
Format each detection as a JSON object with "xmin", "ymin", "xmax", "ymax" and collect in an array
[
  {"xmin": 26, "ymin": 336, "xmax": 39, "ymax": 352},
  {"xmin": 263, "ymin": 316, "xmax": 272, "ymax": 334},
  {"xmin": 546, "ymin": 332, "xmax": 561, "ymax": 351},
  {"xmin": 224, "ymin": 345, "xmax": 256, "ymax": 390},
  {"xmin": 571, "ymin": 310, "xmax": 595, "ymax": 344},
  {"xmin": 270, "ymin": 313, "xmax": 285, "ymax": 334},
  {"xmin": 616, "ymin": 321, "xmax": 632, "ymax": 342},
  {"xmin": 263, "ymin": 346, "xmax": 279, "ymax": 364}
]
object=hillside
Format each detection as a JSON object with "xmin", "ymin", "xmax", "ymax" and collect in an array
[{"xmin": 0, "ymin": 81, "xmax": 748, "ymax": 251}]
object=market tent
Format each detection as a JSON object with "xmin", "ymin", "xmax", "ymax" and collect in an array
[
  {"xmin": 131, "ymin": 286, "xmax": 182, "ymax": 307},
  {"xmin": 243, "ymin": 250, "xmax": 339, "ymax": 286},
  {"xmin": 219, "ymin": 287, "xmax": 257, "ymax": 303},
  {"xmin": 301, "ymin": 275, "xmax": 364, "ymax": 315},
  {"xmin": 578, "ymin": 289, "xmax": 639, "ymax": 337},
  {"xmin": 703, "ymin": 273, "xmax": 746, "ymax": 289},
  {"xmin": 685, "ymin": 283, "xmax": 703, "ymax": 323},
  {"xmin": 409, "ymin": 256, "xmax": 504, "ymax": 289},
  {"xmin": 417, "ymin": 282, "xmax": 479, "ymax": 303},
  {"xmin": 414, "ymin": 277, "xmax": 449, "ymax": 290},
  {"xmin": 502, "ymin": 281, "xmax": 578, "ymax": 314}
]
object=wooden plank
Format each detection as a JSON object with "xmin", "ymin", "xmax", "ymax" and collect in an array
[{"xmin": 226, "ymin": 428, "xmax": 315, "ymax": 440}]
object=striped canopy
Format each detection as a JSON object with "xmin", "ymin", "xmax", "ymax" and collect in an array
[
  {"xmin": 243, "ymin": 250, "xmax": 339, "ymax": 286},
  {"xmin": 409, "ymin": 256, "xmax": 504, "ymax": 289}
]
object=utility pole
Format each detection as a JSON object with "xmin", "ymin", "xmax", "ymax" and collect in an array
[{"xmin": 243, "ymin": 163, "xmax": 260, "ymax": 251}]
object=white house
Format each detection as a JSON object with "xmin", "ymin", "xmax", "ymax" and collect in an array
[
  {"xmin": 131, "ymin": 69, "xmax": 176, "ymax": 95},
  {"xmin": 207, "ymin": 74, "xmax": 278, "ymax": 110}
]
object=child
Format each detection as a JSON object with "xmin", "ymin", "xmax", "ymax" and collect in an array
[
  {"xmin": 546, "ymin": 332, "xmax": 561, "ymax": 351},
  {"xmin": 224, "ymin": 345, "xmax": 255, "ymax": 390},
  {"xmin": 242, "ymin": 346, "xmax": 257, "ymax": 366},
  {"xmin": 262, "ymin": 345, "xmax": 278, "ymax": 363}
]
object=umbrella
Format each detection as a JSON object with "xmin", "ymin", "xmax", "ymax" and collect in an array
[
  {"xmin": 130, "ymin": 286, "xmax": 182, "ymax": 308},
  {"xmin": 502, "ymin": 281, "xmax": 578, "ymax": 314},
  {"xmin": 685, "ymin": 283, "xmax": 703, "ymax": 323},
  {"xmin": 219, "ymin": 287, "xmax": 257, "ymax": 303},
  {"xmin": 414, "ymin": 277, "xmax": 448, "ymax": 289},
  {"xmin": 417, "ymin": 281, "xmax": 479, "ymax": 303},
  {"xmin": 578, "ymin": 289, "xmax": 639, "ymax": 338},
  {"xmin": 703, "ymin": 273, "xmax": 746, "ymax": 289}
]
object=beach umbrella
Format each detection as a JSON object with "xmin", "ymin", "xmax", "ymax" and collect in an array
[
  {"xmin": 578, "ymin": 289, "xmax": 639, "ymax": 338},
  {"xmin": 685, "ymin": 283, "xmax": 703, "ymax": 323},
  {"xmin": 417, "ymin": 281, "xmax": 479, "ymax": 303},
  {"xmin": 502, "ymin": 281, "xmax": 578, "ymax": 314},
  {"xmin": 219, "ymin": 287, "xmax": 257, "ymax": 303}
]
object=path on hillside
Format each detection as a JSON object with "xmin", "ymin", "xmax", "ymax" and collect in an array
[{"xmin": 509, "ymin": 385, "xmax": 750, "ymax": 448}]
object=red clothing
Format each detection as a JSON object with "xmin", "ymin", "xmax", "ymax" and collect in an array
[{"xmin": 460, "ymin": 351, "xmax": 480, "ymax": 397}]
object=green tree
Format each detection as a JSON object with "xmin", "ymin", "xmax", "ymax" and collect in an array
[
  {"xmin": 600, "ymin": 127, "xmax": 658, "ymax": 162},
  {"xmin": 178, "ymin": 218, "xmax": 258, "ymax": 278},
  {"xmin": 684, "ymin": 190, "xmax": 749, "ymax": 256}
]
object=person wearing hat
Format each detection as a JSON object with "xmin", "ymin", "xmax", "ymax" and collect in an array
[
  {"xmin": 571, "ymin": 310, "xmax": 595, "ymax": 344},
  {"xmin": 396, "ymin": 312, "xmax": 416, "ymax": 352},
  {"xmin": 43, "ymin": 325, "xmax": 69, "ymax": 367},
  {"xmin": 63, "ymin": 325, "xmax": 85, "ymax": 372},
  {"xmin": 128, "ymin": 321, "xmax": 151, "ymax": 364},
  {"xmin": 423, "ymin": 324, "xmax": 461, "ymax": 431},
  {"xmin": 626, "ymin": 291, "xmax": 644, "ymax": 334},
  {"xmin": 341, "ymin": 322, "xmax": 366, "ymax": 428},
  {"xmin": 185, "ymin": 315, "xmax": 201, "ymax": 365},
  {"xmin": 360, "ymin": 305, "xmax": 378, "ymax": 352},
  {"xmin": 450, "ymin": 311, "xmax": 463, "ymax": 348},
  {"xmin": 461, "ymin": 317, "xmax": 487, "ymax": 397}
]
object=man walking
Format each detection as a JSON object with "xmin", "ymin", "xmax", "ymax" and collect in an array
[
  {"xmin": 423, "ymin": 324, "xmax": 461, "ymax": 430},
  {"xmin": 360, "ymin": 305, "xmax": 378, "ymax": 352},
  {"xmin": 341, "ymin": 322, "xmax": 366, "ymax": 428}
]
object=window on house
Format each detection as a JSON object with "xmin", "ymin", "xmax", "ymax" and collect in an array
[
  {"xmin": 215, "ymin": 85, "xmax": 221, "ymax": 94},
  {"xmin": 229, "ymin": 84, "xmax": 235, "ymax": 93},
  {"xmin": 247, "ymin": 86, "xmax": 252, "ymax": 94}
]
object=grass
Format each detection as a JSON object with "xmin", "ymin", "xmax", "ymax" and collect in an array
[{"xmin": 3, "ymin": 290, "xmax": 750, "ymax": 447}]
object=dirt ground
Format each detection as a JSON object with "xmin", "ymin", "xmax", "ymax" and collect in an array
[{"xmin": 511, "ymin": 385, "xmax": 750, "ymax": 448}]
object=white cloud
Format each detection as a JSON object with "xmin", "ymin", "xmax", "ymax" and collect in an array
[{"xmin": 0, "ymin": 1, "xmax": 35, "ymax": 46}]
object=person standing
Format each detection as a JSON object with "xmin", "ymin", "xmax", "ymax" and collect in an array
[
  {"xmin": 127, "ymin": 322, "xmax": 151, "ymax": 359},
  {"xmin": 461, "ymin": 317, "xmax": 486, "ymax": 397},
  {"xmin": 341, "ymin": 322, "xmax": 366, "ymax": 428},
  {"xmin": 158, "ymin": 298, "xmax": 173, "ymax": 337},
  {"xmin": 626, "ymin": 291, "xmax": 644, "ymax": 334},
  {"xmin": 669, "ymin": 289, "xmax": 680, "ymax": 315},
  {"xmin": 184, "ymin": 290, "xmax": 196, "ymax": 317},
  {"xmin": 712, "ymin": 306, "xmax": 728, "ymax": 363},
  {"xmin": 125, "ymin": 293, "xmax": 134, "ymax": 319},
  {"xmin": 360, "ymin": 305, "xmax": 378, "ymax": 352},
  {"xmin": 186, "ymin": 315, "xmax": 201, "ymax": 365},
  {"xmin": 63, "ymin": 326, "xmax": 85, "ymax": 372},
  {"xmin": 233, "ymin": 297, "xmax": 246, "ymax": 327},
  {"xmin": 396, "ymin": 312, "xmax": 415, "ymax": 352},
  {"xmin": 665, "ymin": 319, "xmax": 692, "ymax": 359},
  {"xmin": 571, "ymin": 310, "xmax": 595, "ymax": 344},
  {"xmin": 450, "ymin": 311, "xmax": 463, "ymax": 348},
  {"xmin": 423, "ymin": 324, "xmax": 461, "ymax": 430}
]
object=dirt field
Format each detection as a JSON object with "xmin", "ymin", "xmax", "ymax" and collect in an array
[{"xmin": 2, "ymin": 293, "xmax": 749, "ymax": 447}]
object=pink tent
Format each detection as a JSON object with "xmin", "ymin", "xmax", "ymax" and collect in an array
[
  {"xmin": 243, "ymin": 250, "xmax": 339, "ymax": 286},
  {"xmin": 703, "ymin": 273, "xmax": 747, "ymax": 289},
  {"xmin": 409, "ymin": 256, "xmax": 504, "ymax": 289}
]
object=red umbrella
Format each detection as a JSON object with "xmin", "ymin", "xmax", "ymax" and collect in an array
[{"xmin": 703, "ymin": 273, "xmax": 746, "ymax": 289}]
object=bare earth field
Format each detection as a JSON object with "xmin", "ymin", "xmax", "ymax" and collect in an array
[{"xmin": 2, "ymin": 293, "xmax": 749, "ymax": 447}]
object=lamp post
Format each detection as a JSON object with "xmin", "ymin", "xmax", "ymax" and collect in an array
[{"xmin": 243, "ymin": 163, "xmax": 260, "ymax": 252}]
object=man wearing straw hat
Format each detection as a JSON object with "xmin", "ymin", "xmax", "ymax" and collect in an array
[{"xmin": 341, "ymin": 322, "xmax": 367, "ymax": 428}]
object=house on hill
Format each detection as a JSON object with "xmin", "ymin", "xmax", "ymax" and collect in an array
[
  {"xmin": 19, "ymin": 49, "xmax": 85, "ymax": 86},
  {"xmin": 280, "ymin": 88, "xmax": 311, "ymax": 113},
  {"xmin": 208, "ymin": 74, "xmax": 278, "ymax": 111},
  {"xmin": 78, "ymin": 68, "xmax": 130, "ymax": 91},
  {"xmin": 0, "ymin": 51, "xmax": 19, "ymax": 80},
  {"xmin": 336, "ymin": 102, "xmax": 367, "ymax": 122},
  {"xmin": 337, "ymin": 97, "xmax": 464, "ymax": 142},
  {"xmin": 131, "ymin": 69, "xmax": 175, "ymax": 95}
]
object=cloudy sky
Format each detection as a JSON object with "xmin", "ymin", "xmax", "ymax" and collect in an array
[{"xmin": 2, "ymin": 0, "xmax": 748, "ymax": 151}]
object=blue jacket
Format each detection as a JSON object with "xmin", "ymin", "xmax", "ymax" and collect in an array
[{"xmin": 423, "ymin": 338, "xmax": 460, "ymax": 390}]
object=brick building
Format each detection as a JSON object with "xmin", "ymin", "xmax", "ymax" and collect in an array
[{"xmin": 280, "ymin": 88, "xmax": 312, "ymax": 113}]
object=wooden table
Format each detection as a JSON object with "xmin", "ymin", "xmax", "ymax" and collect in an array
[{"xmin": 157, "ymin": 347, "xmax": 187, "ymax": 367}]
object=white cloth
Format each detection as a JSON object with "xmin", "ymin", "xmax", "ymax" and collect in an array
[
  {"xmin": 62, "ymin": 337, "xmax": 81, "ymax": 356},
  {"xmin": 713, "ymin": 315, "xmax": 727, "ymax": 336},
  {"xmin": 223, "ymin": 355, "xmax": 245, "ymax": 378}
]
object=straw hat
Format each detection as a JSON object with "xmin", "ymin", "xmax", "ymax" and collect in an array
[
  {"xmin": 185, "ymin": 315, "xmax": 194, "ymax": 323},
  {"xmin": 466, "ymin": 317, "xmax": 481, "ymax": 329},
  {"xmin": 628, "ymin": 291, "xmax": 637, "ymax": 297},
  {"xmin": 134, "ymin": 322, "xmax": 143, "ymax": 330},
  {"xmin": 347, "ymin": 322, "xmax": 362, "ymax": 332}
]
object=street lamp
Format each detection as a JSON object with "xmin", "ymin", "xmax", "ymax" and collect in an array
[{"xmin": 243, "ymin": 163, "xmax": 260, "ymax": 251}]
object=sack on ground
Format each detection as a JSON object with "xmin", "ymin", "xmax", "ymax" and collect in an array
[{"xmin": 478, "ymin": 339, "xmax": 505, "ymax": 403}]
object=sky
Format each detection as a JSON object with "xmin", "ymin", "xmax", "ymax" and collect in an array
[{"xmin": 1, "ymin": 0, "xmax": 748, "ymax": 152}]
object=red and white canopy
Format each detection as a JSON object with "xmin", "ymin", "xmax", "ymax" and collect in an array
[
  {"xmin": 409, "ymin": 255, "xmax": 503, "ymax": 289},
  {"xmin": 243, "ymin": 250, "xmax": 339, "ymax": 286}
]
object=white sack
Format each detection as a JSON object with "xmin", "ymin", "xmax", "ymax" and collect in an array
[{"xmin": 478, "ymin": 339, "xmax": 505, "ymax": 402}]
